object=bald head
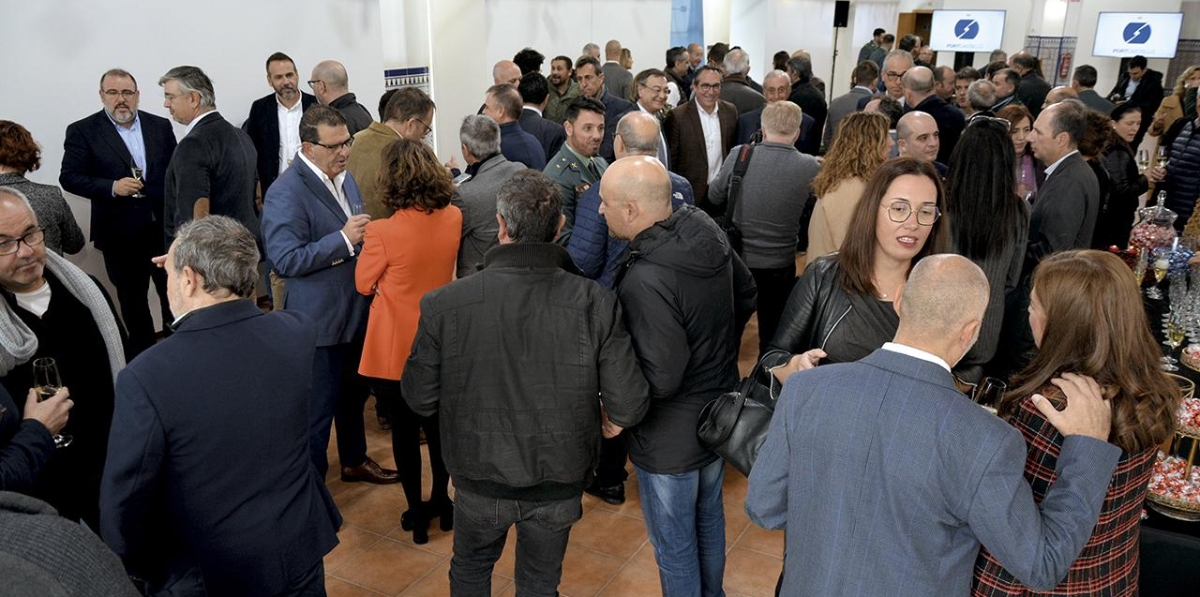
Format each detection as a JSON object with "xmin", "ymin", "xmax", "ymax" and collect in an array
[
  {"xmin": 896, "ymin": 255, "xmax": 989, "ymax": 354},
  {"xmin": 897, "ymin": 111, "xmax": 939, "ymax": 162},
  {"xmin": 1044, "ymin": 85, "xmax": 1078, "ymax": 108},
  {"xmin": 615, "ymin": 112, "xmax": 662, "ymax": 158},
  {"xmin": 492, "ymin": 60, "xmax": 521, "ymax": 86},
  {"xmin": 902, "ymin": 66, "xmax": 935, "ymax": 105},
  {"xmin": 312, "ymin": 60, "xmax": 348, "ymax": 91},
  {"xmin": 598, "ymin": 156, "xmax": 672, "ymax": 240},
  {"xmin": 605, "ymin": 40, "xmax": 622, "ymax": 60}
]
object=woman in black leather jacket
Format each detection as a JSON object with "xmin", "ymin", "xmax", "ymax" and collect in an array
[
  {"xmin": 762, "ymin": 158, "xmax": 946, "ymax": 382},
  {"xmin": 1093, "ymin": 103, "xmax": 1149, "ymax": 249}
]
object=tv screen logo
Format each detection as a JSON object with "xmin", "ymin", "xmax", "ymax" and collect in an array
[
  {"xmin": 955, "ymin": 19, "xmax": 980, "ymax": 40},
  {"xmin": 1123, "ymin": 22, "xmax": 1152, "ymax": 45}
]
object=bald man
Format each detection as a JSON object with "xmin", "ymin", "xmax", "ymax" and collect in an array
[
  {"xmin": 491, "ymin": 60, "xmax": 521, "ymax": 87},
  {"xmin": 309, "ymin": 60, "xmax": 372, "ymax": 136},
  {"xmin": 1043, "ymin": 85, "xmax": 1078, "ymax": 109},
  {"xmin": 896, "ymin": 111, "xmax": 942, "ymax": 172},
  {"xmin": 601, "ymin": 156, "xmax": 756, "ymax": 597},
  {"xmin": 902, "ymin": 66, "xmax": 964, "ymax": 163},
  {"xmin": 601, "ymin": 40, "xmax": 632, "ymax": 100},
  {"xmin": 748, "ymin": 254, "xmax": 1122, "ymax": 597}
]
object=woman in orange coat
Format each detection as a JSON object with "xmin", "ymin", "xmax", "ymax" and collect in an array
[{"xmin": 357, "ymin": 139, "xmax": 462, "ymax": 544}]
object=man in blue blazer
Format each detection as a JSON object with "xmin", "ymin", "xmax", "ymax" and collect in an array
[
  {"xmin": 747, "ymin": 255, "xmax": 1121, "ymax": 597},
  {"xmin": 262, "ymin": 106, "xmax": 397, "ymax": 484},
  {"xmin": 483, "ymin": 84, "xmax": 546, "ymax": 169},
  {"xmin": 60, "ymin": 68, "xmax": 177, "ymax": 357},
  {"xmin": 100, "ymin": 216, "xmax": 340, "ymax": 597}
]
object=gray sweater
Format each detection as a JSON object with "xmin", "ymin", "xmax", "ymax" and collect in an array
[
  {"xmin": 0, "ymin": 173, "xmax": 86, "ymax": 256},
  {"xmin": 708, "ymin": 142, "xmax": 821, "ymax": 269}
]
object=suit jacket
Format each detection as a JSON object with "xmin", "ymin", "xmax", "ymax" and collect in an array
[
  {"xmin": 746, "ymin": 348, "xmax": 1122, "ymax": 597},
  {"xmin": 346, "ymin": 121, "xmax": 401, "ymax": 220},
  {"xmin": 664, "ymin": 99, "xmax": 738, "ymax": 206},
  {"xmin": 0, "ymin": 383, "xmax": 54, "ymax": 493},
  {"xmin": 601, "ymin": 62, "xmax": 633, "ymax": 102},
  {"xmin": 262, "ymin": 160, "xmax": 370, "ymax": 347},
  {"xmin": 910, "ymin": 94, "xmax": 965, "ymax": 164},
  {"xmin": 788, "ymin": 81, "xmax": 828, "ymax": 154},
  {"xmin": 518, "ymin": 108, "xmax": 566, "ymax": 163},
  {"xmin": 498, "ymin": 121, "xmax": 546, "ymax": 170},
  {"xmin": 242, "ymin": 92, "xmax": 317, "ymax": 194},
  {"xmin": 824, "ymin": 87, "xmax": 873, "ymax": 149},
  {"xmin": 595, "ymin": 89, "xmax": 636, "ymax": 163},
  {"xmin": 1108, "ymin": 69, "xmax": 1165, "ymax": 113},
  {"xmin": 60, "ymin": 110, "xmax": 177, "ymax": 252},
  {"xmin": 1077, "ymin": 89, "xmax": 1114, "ymax": 115},
  {"xmin": 452, "ymin": 154, "xmax": 525, "ymax": 278},
  {"xmin": 735, "ymin": 107, "xmax": 815, "ymax": 155},
  {"xmin": 720, "ymin": 74, "xmax": 766, "ymax": 116},
  {"xmin": 99, "ymin": 300, "xmax": 340, "ymax": 596},
  {"xmin": 1016, "ymin": 71, "xmax": 1052, "ymax": 118},
  {"xmin": 163, "ymin": 113, "xmax": 258, "ymax": 244},
  {"xmin": 1024, "ymin": 152, "xmax": 1100, "ymax": 276}
]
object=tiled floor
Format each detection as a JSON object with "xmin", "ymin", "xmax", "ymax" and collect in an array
[{"xmin": 323, "ymin": 310, "xmax": 785, "ymax": 597}]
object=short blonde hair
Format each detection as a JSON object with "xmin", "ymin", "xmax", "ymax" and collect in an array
[{"xmin": 761, "ymin": 101, "xmax": 802, "ymax": 138}]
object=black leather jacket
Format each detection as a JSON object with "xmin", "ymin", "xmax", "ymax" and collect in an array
[{"xmin": 762, "ymin": 254, "xmax": 852, "ymax": 370}]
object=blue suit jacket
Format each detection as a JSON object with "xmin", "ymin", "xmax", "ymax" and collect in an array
[
  {"xmin": 262, "ymin": 161, "xmax": 369, "ymax": 347},
  {"xmin": 518, "ymin": 108, "xmax": 566, "ymax": 163},
  {"xmin": 746, "ymin": 348, "xmax": 1122, "ymax": 596},
  {"xmin": 499, "ymin": 121, "xmax": 546, "ymax": 170},
  {"xmin": 567, "ymin": 172, "xmax": 693, "ymax": 289},
  {"xmin": 99, "ymin": 301, "xmax": 340, "ymax": 596}
]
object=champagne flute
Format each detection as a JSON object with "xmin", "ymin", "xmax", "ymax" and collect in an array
[
  {"xmin": 32, "ymin": 357, "xmax": 72, "ymax": 448},
  {"xmin": 130, "ymin": 166, "xmax": 145, "ymax": 198},
  {"xmin": 1137, "ymin": 149, "xmax": 1150, "ymax": 173},
  {"xmin": 1157, "ymin": 146, "xmax": 1169, "ymax": 169},
  {"xmin": 973, "ymin": 377, "xmax": 1007, "ymax": 414},
  {"xmin": 1133, "ymin": 248, "xmax": 1148, "ymax": 287},
  {"xmin": 1164, "ymin": 315, "xmax": 1186, "ymax": 371},
  {"xmin": 1149, "ymin": 247, "xmax": 1170, "ymax": 299}
]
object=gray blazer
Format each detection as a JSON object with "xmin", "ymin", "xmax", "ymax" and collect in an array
[
  {"xmin": 601, "ymin": 62, "xmax": 633, "ymax": 102},
  {"xmin": 747, "ymin": 348, "xmax": 1122, "ymax": 597},
  {"xmin": 0, "ymin": 173, "xmax": 85, "ymax": 255},
  {"xmin": 1024, "ymin": 152, "xmax": 1099, "ymax": 276},
  {"xmin": 452, "ymin": 154, "xmax": 524, "ymax": 278},
  {"xmin": 824, "ymin": 87, "xmax": 873, "ymax": 149}
]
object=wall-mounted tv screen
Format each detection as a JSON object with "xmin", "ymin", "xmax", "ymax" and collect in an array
[
  {"xmin": 1093, "ymin": 12, "xmax": 1184, "ymax": 59},
  {"xmin": 929, "ymin": 10, "xmax": 1006, "ymax": 53}
]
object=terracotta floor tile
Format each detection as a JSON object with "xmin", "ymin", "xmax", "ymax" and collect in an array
[
  {"xmin": 724, "ymin": 495, "xmax": 752, "ymax": 548},
  {"xmin": 325, "ymin": 524, "xmax": 386, "ymax": 574},
  {"xmin": 558, "ymin": 544, "xmax": 626, "ymax": 597},
  {"xmin": 396, "ymin": 560, "xmax": 512, "ymax": 597},
  {"xmin": 734, "ymin": 522, "xmax": 784, "ymax": 558},
  {"xmin": 386, "ymin": 520, "xmax": 456, "ymax": 556},
  {"xmin": 723, "ymin": 547, "xmax": 782, "ymax": 597},
  {"xmin": 332, "ymin": 538, "xmax": 445, "ymax": 595},
  {"xmin": 325, "ymin": 576, "xmax": 388, "ymax": 597},
  {"xmin": 328, "ymin": 477, "xmax": 377, "ymax": 510},
  {"xmin": 595, "ymin": 558, "xmax": 661, "ymax": 597},
  {"xmin": 568, "ymin": 508, "xmax": 649, "ymax": 559},
  {"xmin": 338, "ymin": 484, "xmax": 407, "ymax": 536},
  {"xmin": 491, "ymin": 527, "xmax": 519, "ymax": 579}
]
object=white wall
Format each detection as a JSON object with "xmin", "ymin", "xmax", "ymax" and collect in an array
[
  {"xmin": 1182, "ymin": 0, "xmax": 1200, "ymax": 38},
  {"xmin": 0, "ymin": 0, "xmax": 384, "ymax": 322}
]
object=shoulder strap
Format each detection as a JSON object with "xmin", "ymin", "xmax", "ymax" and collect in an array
[{"xmin": 724, "ymin": 143, "xmax": 755, "ymax": 225}]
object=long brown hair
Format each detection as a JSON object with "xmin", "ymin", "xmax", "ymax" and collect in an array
[
  {"xmin": 836, "ymin": 158, "xmax": 946, "ymax": 297},
  {"xmin": 376, "ymin": 139, "xmax": 454, "ymax": 214},
  {"xmin": 999, "ymin": 250, "xmax": 1179, "ymax": 452},
  {"xmin": 813, "ymin": 112, "xmax": 889, "ymax": 197}
]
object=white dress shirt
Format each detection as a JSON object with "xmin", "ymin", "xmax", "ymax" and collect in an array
[
  {"xmin": 277, "ymin": 96, "xmax": 304, "ymax": 174},
  {"xmin": 697, "ymin": 102, "xmax": 723, "ymax": 184},
  {"xmin": 881, "ymin": 342, "xmax": 951, "ymax": 373},
  {"xmin": 183, "ymin": 109, "xmax": 218, "ymax": 138},
  {"xmin": 296, "ymin": 151, "xmax": 356, "ymax": 255},
  {"xmin": 1043, "ymin": 149, "xmax": 1079, "ymax": 178}
]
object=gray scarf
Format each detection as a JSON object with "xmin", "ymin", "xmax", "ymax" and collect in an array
[{"xmin": 0, "ymin": 251, "xmax": 125, "ymax": 381}]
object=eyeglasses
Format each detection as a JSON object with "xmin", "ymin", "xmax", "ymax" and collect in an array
[
  {"xmin": 312, "ymin": 136, "xmax": 354, "ymax": 151},
  {"xmin": 409, "ymin": 117, "xmax": 433, "ymax": 137},
  {"xmin": 0, "ymin": 228, "xmax": 46, "ymax": 256},
  {"xmin": 969, "ymin": 115, "xmax": 1012, "ymax": 130},
  {"xmin": 885, "ymin": 70, "xmax": 909, "ymax": 81},
  {"xmin": 640, "ymin": 84, "xmax": 668, "ymax": 95},
  {"xmin": 883, "ymin": 201, "xmax": 940, "ymax": 226},
  {"xmin": 696, "ymin": 83, "xmax": 721, "ymax": 91},
  {"xmin": 306, "ymin": 80, "xmax": 324, "ymax": 90},
  {"xmin": 103, "ymin": 89, "xmax": 138, "ymax": 99}
]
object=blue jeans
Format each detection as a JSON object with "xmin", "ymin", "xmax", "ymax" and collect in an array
[{"xmin": 636, "ymin": 459, "xmax": 727, "ymax": 597}]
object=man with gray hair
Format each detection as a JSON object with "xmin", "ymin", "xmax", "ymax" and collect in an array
[
  {"xmin": 749, "ymin": 252, "xmax": 1121, "ymax": 596},
  {"xmin": 452, "ymin": 115, "xmax": 524, "ymax": 278},
  {"xmin": 403, "ymin": 169, "xmax": 649, "ymax": 597},
  {"xmin": 159, "ymin": 66, "xmax": 257, "ymax": 246},
  {"xmin": 720, "ymin": 48, "xmax": 766, "ymax": 115},
  {"xmin": 968, "ymin": 79, "xmax": 998, "ymax": 118},
  {"xmin": 787, "ymin": 53, "xmax": 827, "ymax": 154},
  {"xmin": 878, "ymin": 49, "xmax": 914, "ymax": 105},
  {"xmin": 491, "ymin": 60, "xmax": 521, "ymax": 88},
  {"xmin": 582, "ymin": 43, "xmax": 601, "ymax": 61},
  {"xmin": 101, "ymin": 215, "xmax": 342, "ymax": 597},
  {"xmin": 483, "ymin": 83, "xmax": 546, "ymax": 169},
  {"xmin": 902, "ymin": 66, "xmax": 964, "ymax": 163},
  {"xmin": 308, "ymin": 60, "xmax": 372, "ymax": 136}
]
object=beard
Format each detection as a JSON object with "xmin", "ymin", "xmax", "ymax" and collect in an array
[{"xmin": 106, "ymin": 105, "xmax": 136, "ymax": 124}]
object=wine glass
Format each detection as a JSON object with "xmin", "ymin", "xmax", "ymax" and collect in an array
[
  {"xmin": 1149, "ymin": 247, "xmax": 1170, "ymax": 299},
  {"xmin": 1156, "ymin": 146, "xmax": 1170, "ymax": 170},
  {"xmin": 1133, "ymin": 248, "xmax": 1148, "ymax": 288},
  {"xmin": 1137, "ymin": 149, "xmax": 1150, "ymax": 173},
  {"xmin": 130, "ymin": 166, "xmax": 145, "ymax": 198},
  {"xmin": 32, "ymin": 357, "xmax": 72, "ymax": 448},
  {"xmin": 1164, "ymin": 314, "xmax": 1186, "ymax": 371},
  {"xmin": 973, "ymin": 377, "xmax": 1007, "ymax": 414}
]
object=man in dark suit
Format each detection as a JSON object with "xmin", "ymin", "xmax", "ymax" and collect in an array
[
  {"xmin": 60, "ymin": 68, "xmax": 176, "ymax": 357},
  {"xmin": 1071, "ymin": 64, "xmax": 1113, "ymax": 114},
  {"xmin": 601, "ymin": 39, "xmax": 633, "ymax": 101},
  {"xmin": 517, "ymin": 72, "xmax": 566, "ymax": 163},
  {"xmin": 158, "ymin": 66, "xmax": 258, "ymax": 246},
  {"xmin": 720, "ymin": 49, "xmax": 766, "ymax": 116},
  {"xmin": 575, "ymin": 55, "xmax": 636, "ymax": 163},
  {"xmin": 262, "ymin": 106, "xmax": 397, "ymax": 485},
  {"xmin": 825, "ymin": 61, "xmax": 878, "ymax": 149},
  {"xmin": 308, "ymin": 60, "xmax": 373, "ymax": 137},
  {"xmin": 664, "ymin": 65, "xmax": 738, "ymax": 211},
  {"xmin": 736, "ymin": 70, "xmax": 815, "ymax": 153},
  {"xmin": 748, "ymin": 254, "xmax": 1120, "ymax": 597},
  {"xmin": 242, "ymin": 52, "xmax": 317, "ymax": 197},
  {"xmin": 1010, "ymin": 52, "xmax": 1052, "ymax": 119},
  {"xmin": 991, "ymin": 68, "xmax": 1022, "ymax": 112},
  {"xmin": 786, "ymin": 53, "xmax": 827, "ymax": 155},
  {"xmin": 1107, "ymin": 55, "xmax": 1165, "ymax": 150},
  {"xmin": 903, "ymin": 66, "xmax": 964, "ymax": 164},
  {"xmin": 483, "ymin": 84, "xmax": 546, "ymax": 170},
  {"xmin": 100, "ymin": 215, "xmax": 341, "ymax": 597}
]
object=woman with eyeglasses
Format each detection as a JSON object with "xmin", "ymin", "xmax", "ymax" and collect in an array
[
  {"xmin": 763, "ymin": 158, "xmax": 945, "ymax": 382},
  {"xmin": 356, "ymin": 139, "xmax": 461, "ymax": 544},
  {"xmin": 996, "ymin": 105, "xmax": 1045, "ymax": 201},
  {"xmin": 806, "ymin": 112, "xmax": 892, "ymax": 259},
  {"xmin": 972, "ymin": 250, "xmax": 1179, "ymax": 597},
  {"xmin": 1092, "ymin": 103, "xmax": 1149, "ymax": 250},
  {"xmin": 944, "ymin": 116, "xmax": 1030, "ymax": 384},
  {"xmin": 0, "ymin": 121, "xmax": 85, "ymax": 256}
]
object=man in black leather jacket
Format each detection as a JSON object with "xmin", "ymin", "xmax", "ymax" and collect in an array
[
  {"xmin": 402, "ymin": 170, "xmax": 649, "ymax": 597},
  {"xmin": 602, "ymin": 156, "xmax": 756, "ymax": 597}
]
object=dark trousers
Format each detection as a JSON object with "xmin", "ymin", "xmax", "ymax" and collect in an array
[
  {"xmin": 450, "ymin": 487, "xmax": 582, "ymax": 597},
  {"xmin": 101, "ymin": 240, "xmax": 170, "ymax": 358},
  {"xmin": 310, "ymin": 340, "xmax": 370, "ymax": 477},
  {"xmin": 148, "ymin": 560, "xmax": 326, "ymax": 597},
  {"xmin": 367, "ymin": 377, "xmax": 450, "ymax": 509},
  {"xmin": 595, "ymin": 435, "xmax": 629, "ymax": 488},
  {"xmin": 750, "ymin": 264, "xmax": 797, "ymax": 357}
]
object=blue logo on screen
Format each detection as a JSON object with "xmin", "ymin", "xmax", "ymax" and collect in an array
[
  {"xmin": 955, "ymin": 19, "xmax": 980, "ymax": 40},
  {"xmin": 1123, "ymin": 22, "xmax": 1152, "ymax": 44}
]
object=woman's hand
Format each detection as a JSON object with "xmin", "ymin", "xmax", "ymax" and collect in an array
[{"xmin": 771, "ymin": 349, "xmax": 827, "ymax": 384}]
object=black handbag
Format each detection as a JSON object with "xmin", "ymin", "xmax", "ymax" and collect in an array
[{"xmin": 697, "ymin": 349, "xmax": 788, "ymax": 476}]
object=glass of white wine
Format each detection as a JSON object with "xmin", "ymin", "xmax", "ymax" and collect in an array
[
  {"xmin": 1137, "ymin": 149, "xmax": 1150, "ymax": 173},
  {"xmin": 1133, "ymin": 248, "xmax": 1148, "ymax": 288},
  {"xmin": 1149, "ymin": 247, "xmax": 1170, "ymax": 299},
  {"xmin": 130, "ymin": 166, "xmax": 145, "ymax": 199},
  {"xmin": 1164, "ymin": 315, "xmax": 1186, "ymax": 371},
  {"xmin": 1156, "ymin": 146, "xmax": 1169, "ymax": 170},
  {"xmin": 32, "ymin": 357, "xmax": 72, "ymax": 448}
]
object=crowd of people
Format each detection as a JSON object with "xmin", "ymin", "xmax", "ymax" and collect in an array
[{"xmin": 0, "ymin": 29, "xmax": 1197, "ymax": 597}]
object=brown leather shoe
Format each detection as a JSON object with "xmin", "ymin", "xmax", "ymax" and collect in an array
[{"xmin": 340, "ymin": 457, "xmax": 400, "ymax": 484}]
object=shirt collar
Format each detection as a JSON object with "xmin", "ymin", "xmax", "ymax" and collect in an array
[
  {"xmin": 881, "ymin": 342, "xmax": 951, "ymax": 373},
  {"xmin": 183, "ymin": 110, "xmax": 218, "ymax": 137},
  {"xmin": 276, "ymin": 95, "xmax": 303, "ymax": 112},
  {"xmin": 296, "ymin": 150, "xmax": 346, "ymax": 189},
  {"xmin": 697, "ymin": 101, "xmax": 719, "ymax": 116},
  {"xmin": 564, "ymin": 140, "xmax": 595, "ymax": 164},
  {"xmin": 1044, "ymin": 149, "xmax": 1079, "ymax": 177},
  {"xmin": 524, "ymin": 105, "xmax": 543, "ymax": 116},
  {"xmin": 853, "ymin": 85, "xmax": 873, "ymax": 93}
]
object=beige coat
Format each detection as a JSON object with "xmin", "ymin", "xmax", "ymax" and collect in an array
[{"xmin": 806, "ymin": 177, "xmax": 867, "ymax": 258}]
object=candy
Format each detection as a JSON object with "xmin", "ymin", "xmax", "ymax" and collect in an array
[
  {"xmin": 1129, "ymin": 222, "xmax": 1177, "ymax": 253},
  {"xmin": 1179, "ymin": 398, "xmax": 1200, "ymax": 434},
  {"xmin": 1148, "ymin": 453, "xmax": 1200, "ymax": 505}
]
